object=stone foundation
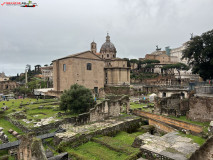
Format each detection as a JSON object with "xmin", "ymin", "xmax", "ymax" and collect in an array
[
  {"xmin": 189, "ymin": 136, "xmax": 213, "ymax": 160},
  {"xmin": 55, "ymin": 116, "xmax": 142, "ymax": 147},
  {"xmin": 132, "ymin": 110, "xmax": 203, "ymax": 134},
  {"xmin": 188, "ymin": 96, "xmax": 213, "ymax": 122}
]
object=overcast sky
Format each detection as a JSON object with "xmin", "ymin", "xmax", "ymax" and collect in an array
[{"xmin": 1, "ymin": 0, "xmax": 213, "ymax": 76}]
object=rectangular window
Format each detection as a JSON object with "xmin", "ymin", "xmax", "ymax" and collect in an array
[
  {"xmin": 63, "ymin": 64, "xmax": 66, "ymax": 72},
  {"xmin": 87, "ymin": 63, "xmax": 92, "ymax": 70}
]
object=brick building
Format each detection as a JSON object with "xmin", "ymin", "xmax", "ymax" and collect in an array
[{"xmin": 52, "ymin": 34, "xmax": 130, "ymax": 94}]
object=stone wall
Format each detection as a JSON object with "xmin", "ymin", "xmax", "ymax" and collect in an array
[
  {"xmin": 17, "ymin": 134, "xmax": 47, "ymax": 160},
  {"xmin": 83, "ymin": 95, "xmax": 130, "ymax": 123},
  {"xmin": 154, "ymin": 94, "xmax": 189, "ymax": 116},
  {"xmin": 189, "ymin": 136, "xmax": 213, "ymax": 160},
  {"xmin": 5, "ymin": 116, "xmax": 75, "ymax": 134},
  {"xmin": 56, "ymin": 118, "xmax": 142, "ymax": 147},
  {"xmin": 140, "ymin": 148, "xmax": 174, "ymax": 160},
  {"xmin": 188, "ymin": 96, "xmax": 213, "ymax": 122},
  {"xmin": 104, "ymin": 86, "xmax": 130, "ymax": 95},
  {"xmin": 53, "ymin": 51, "xmax": 105, "ymax": 92},
  {"xmin": 132, "ymin": 110, "xmax": 203, "ymax": 134},
  {"xmin": 5, "ymin": 96, "xmax": 130, "ymax": 135},
  {"xmin": 195, "ymin": 86, "xmax": 213, "ymax": 94},
  {"xmin": 0, "ymin": 81, "xmax": 19, "ymax": 92}
]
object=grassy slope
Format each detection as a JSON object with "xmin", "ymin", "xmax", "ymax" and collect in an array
[
  {"xmin": 0, "ymin": 119, "xmax": 23, "ymax": 142},
  {"xmin": 0, "ymin": 98, "xmax": 61, "ymax": 141},
  {"xmin": 67, "ymin": 141, "xmax": 129, "ymax": 160},
  {"xmin": 66, "ymin": 130, "xmax": 145, "ymax": 160}
]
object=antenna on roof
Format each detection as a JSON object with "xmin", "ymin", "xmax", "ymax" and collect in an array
[{"xmin": 190, "ymin": 33, "xmax": 193, "ymax": 40}]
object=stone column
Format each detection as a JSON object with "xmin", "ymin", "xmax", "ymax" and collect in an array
[{"xmin": 126, "ymin": 101, "xmax": 130, "ymax": 113}]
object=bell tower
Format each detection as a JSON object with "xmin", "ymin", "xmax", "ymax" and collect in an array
[{"xmin": 91, "ymin": 41, "xmax": 97, "ymax": 54}]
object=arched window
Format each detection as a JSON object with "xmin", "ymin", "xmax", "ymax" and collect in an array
[
  {"xmin": 107, "ymin": 54, "xmax": 109, "ymax": 58},
  {"xmin": 113, "ymin": 54, "xmax": 115, "ymax": 58},
  {"xmin": 87, "ymin": 63, "xmax": 92, "ymax": 70}
]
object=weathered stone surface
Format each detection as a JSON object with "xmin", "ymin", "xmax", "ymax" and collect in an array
[
  {"xmin": 132, "ymin": 136, "xmax": 144, "ymax": 148},
  {"xmin": 1, "ymin": 106, "xmax": 8, "ymax": 110},
  {"xmin": 209, "ymin": 121, "xmax": 213, "ymax": 134},
  {"xmin": 18, "ymin": 134, "xmax": 48, "ymax": 160},
  {"xmin": 34, "ymin": 117, "xmax": 58, "ymax": 127},
  {"xmin": 55, "ymin": 116, "xmax": 141, "ymax": 146},
  {"xmin": 16, "ymin": 135, "xmax": 22, "ymax": 139},
  {"xmin": 189, "ymin": 136, "xmax": 213, "ymax": 160},
  {"xmin": 0, "ymin": 131, "xmax": 8, "ymax": 143},
  {"xmin": 12, "ymin": 131, "xmax": 19, "ymax": 136},
  {"xmin": 45, "ymin": 149, "xmax": 54, "ymax": 158},
  {"xmin": 10, "ymin": 111, "xmax": 27, "ymax": 119},
  {"xmin": 188, "ymin": 96, "xmax": 213, "ymax": 122},
  {"xmin": 47, "ymin": 152, "xmax": 68, "ymax": 160},
  {"xmin": 0, "ymin": 131, "xmax": 4, "ymax": 137},
  {"xmin": 8, "ymin": 129, "xmax": 13, "ymax": 134},
  {"xmin": 136, "ymin": 132, "xmax": 199, "ymax": 160}
]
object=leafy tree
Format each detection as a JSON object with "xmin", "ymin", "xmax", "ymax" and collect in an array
[
  {"xmin": 60, "ymin": 84, "xmax": 96, "ymax": 114},
  {"xmin": 27, "ymin": 78, "xmax": 47, "ymax": 91},
  {"xmin": 130, "ymin": 59, "xmax": 139, "ymax": 64},
  {"xmin": 14, "ymin": 86, "xmax": 31, "ymax": 96},
  {"xmin": 182, "ymin": 29, "xmax": 213, "ymax": 80},
  {"xmin": 140, "ymin": 59, "xmax": 160, "ymax": 64},
  {"xmin": 162, "ymin": 63, "xmax": 189, "ymax": 78}
]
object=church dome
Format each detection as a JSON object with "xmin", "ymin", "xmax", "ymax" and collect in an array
[{"xmin": 100, "ymin": 33, "xmax": 117, "ymax": 53}]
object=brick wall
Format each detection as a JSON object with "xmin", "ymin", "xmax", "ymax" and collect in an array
[
  {"xmin": 148, "ymin": 119, "xmax": 175, "ymax": 133},
  {"xmin": 133, "ymin": 110, "xmax": 203, "ymax": 134}
]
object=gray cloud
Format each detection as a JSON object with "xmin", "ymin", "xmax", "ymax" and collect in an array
[{"xmin": 0, "ymin": 0, "xmax": 213, "ymax": 76}]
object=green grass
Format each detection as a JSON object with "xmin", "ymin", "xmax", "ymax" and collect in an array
[
  {"xmin": 0, "ymin": 119, "xmax": 23, "ymax": 142},
  {"xmin": 67, "ymin": 141, "xmax": 129, "ymax": 160},
  {"xmin": 113, "ymin": 130, "xmax": 145, "ymax": 145},
  {"xmin": 178, "ymin": 132, "xmax": 206, "ymax": 146},
  {"xmin": 0, "ymin": 98, "xmax": 77, "ymax": 129},
  {"xmin": 93, "ymin": 136, "xmax": 139, "ymax": 154},
  {"xmin": 0, "ymin": 98, "xmax": 56, "ymax": 108},
  {"xmin": 0, "ymin": 150, "xmax": 8, "ymax": 157},
  {"xmin": 130, "ymin": 102, "xmax": 154, "ymax": 112},
  {"xmin": 43, "ymin": 138, "xmax": 58, "ymax": 156},
  {"xmin": 63, "ymin": 130, "xmax": 145, "ymax": 160}
]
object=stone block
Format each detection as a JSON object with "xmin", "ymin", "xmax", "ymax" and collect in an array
[
  {"xmin": 16, "ymin": 135, "xmax": 22, "ymax": 139},
  {"xmin": 8, "ymin": 129, "xmax": 13, "ymax": 134},
  {"xmin": 12, "ymin": 131, "xmax": 19, "ymax": 137},
  {"xmin": 0, "ymin": 127, "xmax": 3, "ymax": 132},
  {"xmin": 0, "ymin": 131, "xmax": 4, "ymax": 137}
]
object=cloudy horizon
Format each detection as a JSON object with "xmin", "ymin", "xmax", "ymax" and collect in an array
[{"xmin": 1, "ymin": 0, "xmax": 213, "ymax": 76}]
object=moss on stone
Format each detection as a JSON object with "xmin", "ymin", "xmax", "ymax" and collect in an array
[{"xmin": 31, "ymin": 137, "xmax": 47, "ymax": 160}]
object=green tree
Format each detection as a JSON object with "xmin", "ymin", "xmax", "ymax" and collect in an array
[
  {"xmin": 27, "ymin": 78, "xmax": 47, "ymax": 91},
  {"xmin": 182, "ymin": 29, "xmax": 213, "ymax": 80},
  {"xmin": 14, "ymin": 86, "xmax": 31, "ymax": 96},
  {"xmin": 60, "ymin": 84, "xmax": 96, "ymax": 114},
  {"xmin": 140, "ymin": 59, "xmax": 160, "ymax": 64},
  {"xmin": 162, "ymin": 63, "xmax": 189, "ymax": 78}
]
